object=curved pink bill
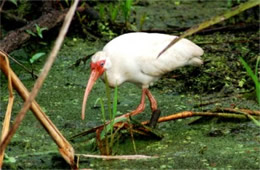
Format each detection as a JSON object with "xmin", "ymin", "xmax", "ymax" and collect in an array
[{"xmin": 81, "ymin": 70, "xmax": 101, "ymax": 120}]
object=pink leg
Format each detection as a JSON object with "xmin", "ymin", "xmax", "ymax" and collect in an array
[
  {"xmin": 117, "ymin": 89, "xmax": 146, "ymax": 118},
  {"xmin": 145, "ymin": 89, "xmax": 158, "ymax": 112},
  {"xmin": 129, "ymin": 88, "xmax": 146, "ymax": 116},
  {"xmin": 119, "ymin": 88, "xmax": 157, "ymax": 119}
]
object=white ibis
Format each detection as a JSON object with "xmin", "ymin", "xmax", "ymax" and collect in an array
[{"xmin": 81, "ymin": 32, "xmax": 204, "ymax": 120}]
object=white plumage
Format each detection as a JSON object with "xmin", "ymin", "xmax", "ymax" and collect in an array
[{"xmin": 82, "ymin": 32, "xmax": 204, "ymax": 120}]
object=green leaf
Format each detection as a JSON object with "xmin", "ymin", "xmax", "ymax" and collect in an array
[
  {"xmin": 40, "ymin": 27, "xmax": 48, "ymax": 32},
  {"xmin": 35, "ymin": 24, "xmax": 48, "ymax": 38},
  {"xmin": 239, "ymin": 57, "xmax": 260, "ymax": 105},
  {"xmin": 35, "ymin": 24, "xmax": 41, "ymax": 36},
  {"xmin": 255, "ymin": 56, "xmax": 260, "ymax": 76},
  {"xmin": 112, "ymin": 85, "xmax": 118, "ymax": 120},
  {"xmin": 104, "ymin": 73, "xmax": 112, "ymax": 120},
  {"xmin": 30, "ymin": 52, "xmax": 45, "ymax": 64},
  {"xmin": 109, "ymin": 4, "xmax": 119, "ymax": 22},
  {"xmin": 100, "ymin": 117, "xmax": 127, "ymax": 139},
  {"xmin": 4, "ymin": 154, "xmax": 16, "ymax": 163},
  {"xmin": 98, "ymin": 98, "xmax": 106, "ymax": 123},
  {"xmin": 64, "ymin": 0, "xmax": 69, "ymax": 6},
  {"xmin": 174, "ymin": 1, "xmax": 181, "ymax": 5},
  {"xmin": 9, "ymin": 0, "xmax": 17, "ymax": 6},
  {"xmin": 39, "ymin": 41, "xmax": 47, "ymax": 46},
  {"xmin": 121, "ymin": 0, "xmax": 133, "ymax": 22},
  {"xmin": 99, "ymin": 4, "xmax": 105, "ymax": 21},
  {"xmin": 248, "ymin": 114, "xmax": 260, "ymax": 127},
  {"xmin": 25, "ymin": 29, "xmax": 36, "ymax": 37}
]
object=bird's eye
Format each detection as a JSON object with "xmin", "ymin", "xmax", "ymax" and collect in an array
[{"xmin": 100, "ymin": 62, "xmax": 105, "ymax": 66}]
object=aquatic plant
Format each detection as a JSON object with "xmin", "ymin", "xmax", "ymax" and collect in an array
[
  {"xmin": 239, "ymin": 56, "xmax": 260, "ymax": 105},
  {"xmin": 121, "ymin": 0, "xmax": 133, "ymax": 26},
  {"xmin": 26, "ymin": 24, "xmax": 48, "ymax": 39},
  {"xmin": 108, "ymin": 3, "xmax": 120, "ymax": 24},
  {"xmin": 95, "ymin": 74, "xmax": 127, "ymax": 155}
]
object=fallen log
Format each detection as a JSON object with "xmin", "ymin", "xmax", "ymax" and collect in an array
[{"xmin": 0, "ymin": 9, "xmax": 67, "ymax": 53}]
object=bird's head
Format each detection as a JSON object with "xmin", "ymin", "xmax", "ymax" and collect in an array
[{"xmin": 81, "ymin": 51, "xmax": 111, "ymax": 120}]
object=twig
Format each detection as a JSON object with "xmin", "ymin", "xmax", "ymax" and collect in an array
[
  {"xmin": 142, "ymin": 111, "xmax": 260, "ymax": 125},
  {"xmin": 6, "ymin": 53, "xmax": 38, "ymax": 78},
  {"xmin": 217, "ymin": 108, "xmax": 260, "ymax": 115},
  {"xmin": 76, "ymin": 154, "xmax": 158, "ymax": 160},
  {"xmin": 217, "ymin": 108, "xmax": 260, "ymax": 126},
  {"xmin": 0, "ymin": 0, "xmax": 79, "ymax": 168},
  {"xmin": 0, "ymin": 53, "xmax": 14, "ymax": 167},
  {"xmin": 193, "ymin": 97, "xmax": 234, "ymax": 108}
]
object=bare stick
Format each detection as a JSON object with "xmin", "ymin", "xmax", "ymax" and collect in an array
[
  {"xmin": 0, "ymin": 52, "xmax": 76, "ymax": 167},
  {"xmin": 0, "ymin": 55, "xmax": 14, "ymax": 167},
  {"xmin": 142, "ymin": 111, "xmax": 260, "ymax": 125},
  {"xmin": 0, "ymin": 0, "xmax": 79, "ymax": 167},
  {"xmin": 77, "ymin": 154, "xmax": 158, "ymax": 160},
  {"xmin": 219, "ymin": 108, "xmax": 260, "ymax": 115}
]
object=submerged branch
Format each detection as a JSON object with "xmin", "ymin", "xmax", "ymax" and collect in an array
[{"xmin": 71, "ymin": 108, "xmax": 260, "ymax": 139}]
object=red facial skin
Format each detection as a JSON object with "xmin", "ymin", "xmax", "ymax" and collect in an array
[
  {"xmin": 81, "ymin": 60, "xmax": 106, "ymax": 120},
  {"xmin": 90, "ymin": 60, "xmax": 106, "ymax": 74}
]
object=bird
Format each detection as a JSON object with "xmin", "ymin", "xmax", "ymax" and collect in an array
[{"xmin": 81, "ymin": 32, "xmax": 204, "ymax": 120}]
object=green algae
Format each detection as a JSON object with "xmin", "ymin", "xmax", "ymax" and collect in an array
[{"xmin": 0, "ymin": 0, "xmax": 259, "ymax": 169}]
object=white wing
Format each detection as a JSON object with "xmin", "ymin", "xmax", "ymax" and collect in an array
[{"xmin": 103, "ymin": 32, "xmax": 204, "ymax": 86}]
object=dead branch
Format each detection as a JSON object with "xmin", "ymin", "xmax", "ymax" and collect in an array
[
  {"xmin": 0, "ymin": 50, "xmax": 76, "ymax": 168},
  {"xmin": 0, "ymin": 0, "xmax": 79, "ymax": 168},
  {"xmin": 0, "ymin": 54, "xmax": 14, "ymax": 167},
  {"xmin": 218, "ymin": 108, "xmax": 260, "ymax": 115},
  {"xmin": 0, "ymin": 2, "xmax": 97, "ymax": 53},
  {"xmin": 76, "ymin": 154, "xmax": 158, "ymax": 160},
  {"xmin": 71, "ymin": 108, "xmax": 260, "ymax": 139},
  {"xmin": 142, "ymin": 110, "xmax": 260, "ymax": 125}
]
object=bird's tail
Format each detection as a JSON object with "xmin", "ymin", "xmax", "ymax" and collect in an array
[{"xmin": 188, "ymin": 56, "xmax": 203, "ymax": 66}]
